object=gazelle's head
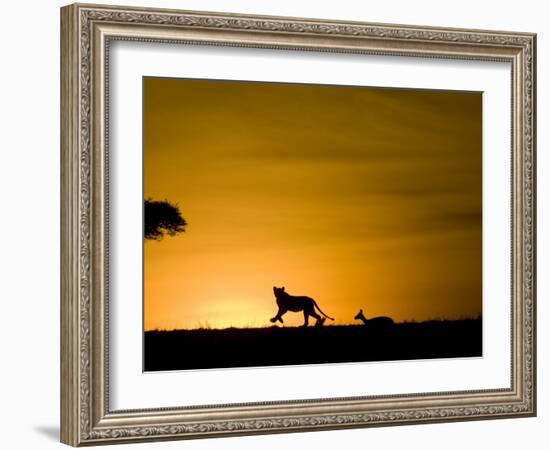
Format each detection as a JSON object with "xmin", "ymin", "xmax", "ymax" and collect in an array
[{"xmin": 354, "ymin": 309, "xmax": 365, "ymax": 320}]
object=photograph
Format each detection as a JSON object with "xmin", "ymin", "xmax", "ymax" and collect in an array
[
  {"xmin": 143, "ymin": 77, "xmax": 483, "ymax": 372},
  {"xmin": 59, "ymin": 3, "xmax": 536, "ymax": 445}
]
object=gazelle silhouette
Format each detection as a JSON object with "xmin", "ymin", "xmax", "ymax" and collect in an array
[{"xmin": 354, "ymin": 309, "xmax": 394, "ymax": 327}]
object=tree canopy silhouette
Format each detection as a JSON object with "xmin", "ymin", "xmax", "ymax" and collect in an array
[{"xmin": 144, "ymin": 199, "xmax": 187, "ymax": 241}]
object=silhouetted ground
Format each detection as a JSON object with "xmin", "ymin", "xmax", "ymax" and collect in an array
[{"xmin": 144, "ymin": 319, "xmax": 482, "ymax": 371}]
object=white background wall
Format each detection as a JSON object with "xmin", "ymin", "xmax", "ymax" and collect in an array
[{"xmin": 0, "ymin": 0, "xmax": 546, "ymax": 449}]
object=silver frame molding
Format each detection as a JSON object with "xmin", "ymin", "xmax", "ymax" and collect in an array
[{"xmin": 60, "ymin": 3, "xmax": 536, "ymax": 446}]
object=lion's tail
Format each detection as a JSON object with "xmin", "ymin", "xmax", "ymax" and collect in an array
[{"xmin": 313, "ymin": 300, "xmax": 334, "ymax": 320}]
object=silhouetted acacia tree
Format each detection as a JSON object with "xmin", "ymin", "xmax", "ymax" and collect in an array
[{"xmin": 144, "ymin": 198, "xmax": 187, "ymax": 240}]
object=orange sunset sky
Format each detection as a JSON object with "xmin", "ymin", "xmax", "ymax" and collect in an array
[{"xmin": 143, "ymin": 77, "xmax": 482, "ymax": 330}]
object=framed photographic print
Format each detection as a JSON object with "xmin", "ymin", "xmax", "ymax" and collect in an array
[{"xmin": 60, "ymin": 3, "xmax": 537, "ymax": 446}]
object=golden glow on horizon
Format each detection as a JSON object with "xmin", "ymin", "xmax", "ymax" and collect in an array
[{"xmin": 144, "ymin": 78, "xmax": 482, "ymax": 330}]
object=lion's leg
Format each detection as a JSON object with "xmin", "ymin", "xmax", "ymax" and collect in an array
[
  {"xmin": 310, "ymin": 310, "xmax": 325, "ymax": 326},
  {"xmin": 302, "ymin": 311, "xmax": 310, "ymax": 327},
  {"xmin": 271, "ymin": 308, "xmax": 286, "ymax": 323}
]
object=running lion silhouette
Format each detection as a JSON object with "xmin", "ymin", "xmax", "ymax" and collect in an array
[{"xmin": 270, "ymin": 286, "xmax": 334, "ymax": 327}]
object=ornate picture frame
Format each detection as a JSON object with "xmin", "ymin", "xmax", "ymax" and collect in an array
[{"xmin": 60, "ymin": 3, "xmax": 536, "ymax": 446}]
